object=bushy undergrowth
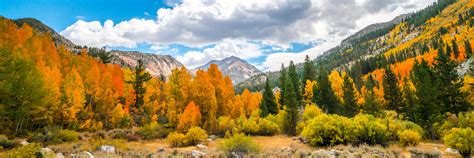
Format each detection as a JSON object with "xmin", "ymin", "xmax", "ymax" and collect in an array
[
  {"xmin": 137, "ymin": 122, "xmax": 171, "ymax": 140},
  {"xmin": 219, "ymin": 133, "xmax": 260, "ymax": 154},
  {"xmin": 1, "ymin": 143, "xmax": 41, "ymax": 157},
  {"xmin": 166, "ymin": 127, "xmax": 208, "ymax": 147},
  {"xmin": 28, "ymin": 129, "xmax": 79, "ymax": 145},
  {"xmin": 300, "ymin": 113, "xmax": 423, "ymax": 147},
  {"xmin": 216, "ymin": 111, "xmax": 281, "ymax": 136},
  {"xmin": 443, "ymin": 127, "xmax": 474, "ymax": 157},
  {"xmin": 398, "ymin": 129, "xmax": 422, "ymax": 146}
]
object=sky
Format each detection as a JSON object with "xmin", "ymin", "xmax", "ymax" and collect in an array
[{"xmin": 0, "ymin": 0, "xmax": 436, "ymax": 71}]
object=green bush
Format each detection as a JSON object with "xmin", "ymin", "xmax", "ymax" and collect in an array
[
  {"xmin": 439, "ymin": 112, "xmax": 474, "ymax": 136},
  {"xmin": 352, "ymin": 114, "xmax": 389, "ymax": 146},
  {"xmin": 28, "ymin": 129, "xmax": 78, "ymax": 144},
  {"xmin": 398, "ymin": 129, "xmax": 421, "ymax": 146},
  {"xmin": 185, "ymin": 127, "xmax": 208, "ymax": 146},
  {"xmin": 443, "ymin": 127, "xmax": 474, "ymax": 157},
  {"xmin": 219, "ymin": 133, "xmax": 260, "ymax": 154},
  {"xmin": 166, "ymin": 132, "xmax": 186, "ymax": 147},
  {"xmin": 0, "ymin": 139, "xmax": 17, "ymax": 150},
  {"xmin": 300, "ymin": 114, "xmax": 354, "ymax": 146},
  {"xmin": 55, "ymin": 129, "xmax": 79, "ymax": 143},
  {"xmin": 138, "ymin": 122, "xmax": 170, "ymax": 140},
  {"xmin": 1, "ymin": 143, "xmax": 41, "ymax": 157},
  {"xmin": 257, "ymin": 118, "xmax": 280, "ymax": 136},
  {"xmin": 241, "ymin": 118, "xmax": 260, "ymax": 135}
]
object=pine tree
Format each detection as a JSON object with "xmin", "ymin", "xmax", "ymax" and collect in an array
[
  {"xmin": 260, "ymin": 78, "xmax": 278, "ymax": 117},
  {"xmin": 128, "ymin": 60, "xmax": 152, "ymax": 123},
  {"xmin": 278, "ymin": 64, "xmax": 287, "ymax": 107},
  {"xmin": 313, "ymin": 67, "xmax": 339, "ymax": 114},
  {"xmin": 288, "ymin": 61, "xmax": 301, "ymax": 106},
  {"xmin": 412, "ymin": 59, "xmax": 440, "ymax": 139},
  {"xmin": 362, "ymin": 75, "xmax": 382, "ymax": 117},
  {"xmin": 433, "ymin": 45, "xmax": 469, "ymax": 115},
  {"xmin": 342, "ymin": 74, "xmax": 358, "ymax": 117},
  {"xmin": 283, "ymin": 77, "xmax": 298, "ymax": 136},
  {"xmin": 401, "ymin": 78, "xmax": 417, "ymax": 122},
  {"xmin": 451, "ymin": 40, "xmax": 460, "ymax": 59},
  {"xmin": 303, "ymin": 55, "xmax": 316, "ymax": 88},
  {"xmin": 382, "ymin": 66, "xmax": 403, "ymax": 112},
  {"xmin": 464, "ymin": 40, "xmax": 472, "ymax": 59}
]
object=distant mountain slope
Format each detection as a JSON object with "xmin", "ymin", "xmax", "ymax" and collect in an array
[
  {"xmin": 8, "ymin": 17, "xmax": 187, "ymax": 78},
  {"xmin": 193, "ymin": 56, "xmax": 262, "ymax": 84},
  {"xmin": 12, "ymin": 17, "xmax": 77, "ymax": 49},
  {"xmin": 238, "ymin": 0, "xmax": 470, "ymax": 92},
  {"xmin": 110, "ymin": 50, "xmax": 185, "ymax": 77}
]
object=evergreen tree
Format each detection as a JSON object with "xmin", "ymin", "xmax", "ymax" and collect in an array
[
  {"xmin": 433, "ymin": 45, "xmax": 469, "ymax": 114},
  {"xmin": 278, "ymin": 64, "xmax": 287, "ymax": 107},
  {"xmin": 464, "ymin": 40, "xmax": 472, "ymax": 59},
  {"xmin": 313, "ymin": 67, "xmax": 339, "ymax": 114},
  {"xmin": 128, "ymin": 60, "xmax": 152, "ymax": 123},
  {"xmin": 451, "ymin": 40, "xmax": 460, "ymax": 59},
  {"xmin": 283, "ymin": 77, "xmax": 298, "ymax": 136},
  {"xmin": 342, "ymin": 74, "xmax": 358, "ymax": 117},
  {"xmin": 303, "ymin": 55, "xmax": 316, "ymax": 88},
  {"xmin": 382, "ymin": 66, "xmax": 403, "ymax": 112},
  {"xmin": 412, "ymin": 59, "xmax": 440, "ymax": 139},
  {"xmin": 288, "ymin": 61, "xmax": 301, "ymax": 106},
  {"xmin": 401, "ymin": 78, "xmax": 417, "ymax": 122},
  {"xmin": 260, "ymin": 78, "xmax": 278, "ymax": 117},
  {"xmin": 362, "ymin": 75, "xmax": 382, "ymax": 117}
]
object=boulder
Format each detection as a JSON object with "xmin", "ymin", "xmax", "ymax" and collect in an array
[
  {"xmin": 77, "ymin": 151, "xmax": 94, "ymax": 158},
  {"xmin": 191, "ymin": 150, "xmax": 206, "ymax": 157},
  {"xmin": 56, "ymin": 153, "xmax": 64, "ymax": 158},
  {"xmin": 157, "ymin": 147, "xmax": 165, "ymax": 153},
  {"xmin": 196, "ymin": 144, "xmax": 207, "ymax": 150},
  {"xmin": 445, "ymin": 148, "xmax": 459, "ymax": 154},
  {"xmin": 99, "ymin": 145, "xmax": 115, "ymax": 153},
  {"xmin": 208, "ymin": 135, "xmax": 217, "ymax": 140},
  {"xmin": 19, "ymin": 140, "xmax": 29, "ymax": 146}
]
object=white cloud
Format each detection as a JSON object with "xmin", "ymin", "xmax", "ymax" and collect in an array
[
  {"xmin": 176, "ymin": 39, "xmax": 264, "ymax": 69},
  {"xmin": 61, "ymin": 0, "xmax": 435, "ymax": 69}
]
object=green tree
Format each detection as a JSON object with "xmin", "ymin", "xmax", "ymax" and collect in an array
[
  {"xmin": 0, "ymin": 49, "xmax": 49, "ymax": 135},
  {"xmin": 128, "ymin": 60, "xmax": 152, "ymax": 124},
  {"xmin": 288, "ymin": 61, "xmax": 301, "ymax": 106},
  {"xmin": 465, "ymin": 40, "xmax": 472, "ymax": 59},
  {"xmin": 342, "ymin": 74, "xmax": 358, "ymax": 117},
  {"xmin": 434, "ymin": 45, "xmax": 469, "ymax": 114},
  {"xmin": 283, "ymin": 77, "xmax": 299, "ymax": 136},
  {"xmin": 412, "ymin": 59, "xmax": 440, "ymax": 139},
  {"xmin": 382, "ymin": 66, "xmax": 403, "ymax": 112},
  {"xmin": 401, "ymin": 78, "xmax": 417, "ymax": 122},
  {"xmin": 451, "ymin": 40, "xmax": 460, "ymax": 59},
  {"xmin": 260, "ymin": 78, "xmax": 278, "ymax": 117},
  {"xmin": 363, "ymin": 75, "xmax": 382, "ymax": 117},
  {"xmin": 313, "ymin": 67, "xmax": 339, "ymax": 114},
  {"xmin": 303, "ymin": 55, "xmax": 316, "ymax": 88},
  {"xmin": 278, "ymin": 64, "xmax": 287, "ymax": 107}
]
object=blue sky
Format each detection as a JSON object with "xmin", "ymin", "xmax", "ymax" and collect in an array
[{"xmin": 0, "ymin": 0, "xmax": 435, "ymax": 70}]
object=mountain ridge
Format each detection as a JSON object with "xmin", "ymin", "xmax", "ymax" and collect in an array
[{"xmin": 193, "ymin": 56, "xmax": 262, "ymax": 84}]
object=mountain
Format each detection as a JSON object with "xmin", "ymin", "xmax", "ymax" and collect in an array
[
  {"xmin": 12, "ymin": 17, "xmax": 77, "ymax": 49},
  {"xmin": 8, "ymin": 17, "xmax": 186, "ymax": 78},
  {"xmin": 110, "ymin": 50, "xmax": 185, "ymax": 77},
  {"xmin": 238, "ymin": 0, "xmax": 471, "ymax": 92},
  {"xmin": 193, "ymin": 56, "xmax": 262, "ymax": 84}
]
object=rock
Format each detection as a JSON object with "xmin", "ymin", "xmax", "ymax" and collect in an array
[
  {"xmin": 99, "ymin": 145, "xmax": 115, "ymax": 153},
  {"xmin": 196, "ymin": 144, "xmax": 207, "ymax": 150},
  {"xmin": 191, "ymin": 150, "xmax": 206, "ymax": 157},
  {"xmin": 36, "ymin": 147, "xmax": 55, "ymax": 158},
  {"xmin": 445, "ymin": 148, "xmax": 459, "ymax": 154},
  {"xmin": 56, "ymin": 153, "xmax": 64, "ymax": 158},
  {"xmin": 19, "ymin": 140, "xmax": 29, "ymax": 146},
  {"xmin": 157, "ymin": 147, "xmax": 165, "ymax": 153},
  {"xmin": 209, "ymin": 135, "xmax": 217, "ymax": 140},
  {"xmin": 77, "ymin": 151, "xmax": 94, "ymax": 158},
  {"xmin": 40, "ymin": 147, "xmax": 53, "ymax": 153}
]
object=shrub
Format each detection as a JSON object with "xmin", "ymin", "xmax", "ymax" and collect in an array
[
  {"xmin": 439, "ymin": 112, "xmax": 474, "ymax": 136},
  {"xmin": 55, "ymin": 129, "xmax": 79, "ymax": 143},
  {"xmin": 166, "ymin": 132, "xmax": 187, "ymax": 147},
  {"xmin": 185, "ymin": 127, "xmax": 208, "ymax": 146},
  {"xmin": 83, "ymin": 137, "xmax": 127, "ymax": 151},
  {"xmin": 443, "ymin": 127, "xmax": 474, "ymax": 157},
  {"xmin": 257, "ymin": 118, "xmax": 280, "ymax": 136},
  {"xmin": 301, "ymin": 105, "xmax": 323, "ymax": 121},
  {"xmin": 0, "ymin": 139, "xmax": 17, "ymax": 150},
  {"xmin": 137, "ymin": 122, "xmax": 170, "ymax": 140},
  {"xmin": 217, "ymin": 116, "xmax": 237, "ymax": 135},
  {"xmin": 352, "ymin": 114, "xmax": 389, "ymax": 146},
  {"xmin": 241, "ymin": 118, "xmax": 260, "ymax": 135},
  {"xmin": 107, "ymin": 129, "xmax": 139, "ymax": 141},
  {"xmin": 219, "ymin": 133, "xmax": 260, "ymax": 154},
  {"xmin": 1, "ymin": 143, "xmax": 41, "ymax": 157},
  {"xmin": 300, "ymin": 114, "xmax": 354, "ymax": 146},
  {"xmin": 398, "ymin": 129, "xmax": 421, "ymax": 146}
]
